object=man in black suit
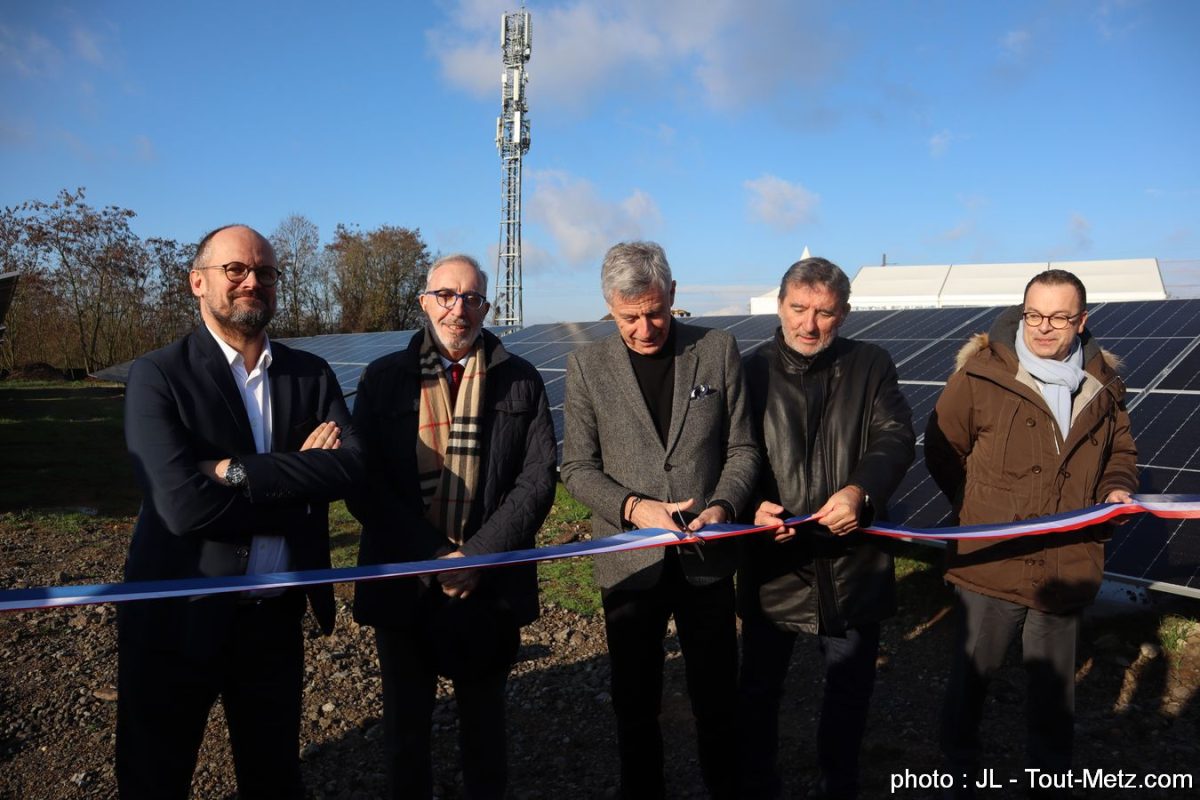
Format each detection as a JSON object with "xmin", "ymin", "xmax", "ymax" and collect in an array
[{"xmin": 117, "ymin": 224, "xmax": 363, "ymax": 799}]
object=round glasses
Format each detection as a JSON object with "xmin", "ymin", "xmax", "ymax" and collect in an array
[
  {"xmin": 197, "ymin": 262, "xmax": 282, "ymax": 286},
  {"xmin": 421, "ymin": 289, "xmax": 487, "ymax": 310},
  {"xmin": 1021, "ymin": 311, "xmax": 1082, "ymax": 329}
]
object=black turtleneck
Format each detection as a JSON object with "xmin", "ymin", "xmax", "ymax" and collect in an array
[{"xmin": 626, "ymin": 321, "xmax": 677, "ymax": 447}]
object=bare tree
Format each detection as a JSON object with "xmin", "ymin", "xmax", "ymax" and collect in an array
[
  {"xmin": 0, "ymin": 189, "xmax": 190, "ymax": 372},
  {"xmin": 270, "ymin": 214, "xmax": 326, "ymax": 336}
]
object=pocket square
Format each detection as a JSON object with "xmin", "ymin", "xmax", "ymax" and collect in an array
[{"xmin": 689, "ymin": 384, "xmax": 718, "ymax": 400}]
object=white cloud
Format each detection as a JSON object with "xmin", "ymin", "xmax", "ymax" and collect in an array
[
  {"xmin": 744, "ymin": 174, "xmax": 819, "ymax": 232},
  {"xmin": 71, "ymin": 26, "xmax": 105, "ymax": 66},
  {"xmin": 1000, "ymin": 29, "xmax": 1031, "ymax": 60},
  {"xmin": 0, "ymin": 117, "xmax": 36, "ymax": 145},
  {"xmin": 957, "ymin": 193, "xmax": 988, "ymax": 211},
  {"xmin": 527, "ymin": 170, "xmax": 661, "ymax": 266},
  {"xmin": 937, "ymin": 221, "xmax": 973, "ymax": 242},
  {"xmin": 133, "ymin": 134, "xmax": 156, "ymax": 162},
  {"xmin": 427, "ymin": 0, "xmax": 840, "ymax": 110},
  {"xmin": 929, "ymin": 129, "xmax": 953, "ymax": 157},
  {"xmin": 0, "ymin": 25, "xmax": 63, "ymax": 77},
  {"xmin": 1069, "ymin": 213, "xmax": 1093, "ymax": 251},
  {"xmin": 1094, "ymin": 0, "xmax": 1144, "ymax": 40}
]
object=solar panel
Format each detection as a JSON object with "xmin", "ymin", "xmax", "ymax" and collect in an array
[
  {"xmin": 1156, "ymin": 344, "xmax": 1200, "ymax": 391},
  {"xmin": 90, "ymin": 300, "xmax": 1200, "ymax": 598},
  {"xmin": 1128, "ymin": 392, "xmax": 1200, "ymax": 470},
  {"xmin": 1101, "ymin": 337, "xmax": 1193, "ymax": 390},
  {"xmin": 1087, "ymin": 299, "xmax": 1200, "ymax": 338}
]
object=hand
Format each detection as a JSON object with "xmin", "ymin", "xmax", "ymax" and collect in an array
[
  {"xmin": 686, "ymin": 503, "xmax": 727, "ymax": 533},
  {"xmin": 754, "ymin": 500, "xmax": 793, "ymax": 544},
  {"xmin": 197, "ymin": 459, "xmax": 229, "ymax": 484},
  {"xmin": 1105, "ymin": 489, "xmax": 1135, "ymax": 526},
  {"xmin": 301, "ymin": 421, "xmax": 341, "ymax": 451},
  {"xmin": 811, "ymin": 485, "xmax": 865, "ymax": 536},
  {"xmin": 437, "ymin": 551, "xmax": 480, "ymax": 599},
  {"xmin": 626, "ymin": 497, "xmax": 695, "ymax": 532}
]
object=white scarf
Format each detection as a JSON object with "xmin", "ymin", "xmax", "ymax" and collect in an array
[{"xmin": 1014, "ymin": 329, "xmax": 1086, "ymax": 438}]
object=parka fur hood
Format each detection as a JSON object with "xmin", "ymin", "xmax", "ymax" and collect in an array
[{"xmin": 924, "ymin": 304, "xmax": 1139, "ymax": 613}]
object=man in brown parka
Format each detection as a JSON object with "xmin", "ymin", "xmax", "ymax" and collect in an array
[{"xmin": 925, "ymin": 269, "xmax": 1138, "ymax": 798}]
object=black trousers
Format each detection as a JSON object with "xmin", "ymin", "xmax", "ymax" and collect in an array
[
  {"xmin": 738, "ymin": 610, "xmax": 880, "ymax": 800},
  {"xmin": 601, "ymin": 551, "xmax": 739, "ymax": 799},
  {"xmin": 941, "ymin": 587, "xmax": 1079, "ymax": 796},
  {"xmin": 115, "ymin": 591, "xmax": 306, "ymax": 800},
  {"xmin": 375, "ymin": 617, "xmax": 517, "ymax": 800}
]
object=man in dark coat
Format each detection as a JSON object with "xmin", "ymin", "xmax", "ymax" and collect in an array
[
  {"xmin": 118, "ymin": 224, "xmax": 364, "ymax": 799},
  {"xmin": 348, "ymin": 253, "xmax": 557, "ymax": 799},
  {"xmin": 738, "ymin": 256, "xmax": 915, "ymax": 800},
  {"xmin": 926, "ymin": 269, "xmax": 1137, "ymax": 797}
]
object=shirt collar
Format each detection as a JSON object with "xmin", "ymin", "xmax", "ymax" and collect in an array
[
  {"xmin": 204, "ymin": 322, "xmax": 273, "ymax": 374},
  {"xmin": 439, "ymin": 353, "xmax": 469, "ymax": 370}
]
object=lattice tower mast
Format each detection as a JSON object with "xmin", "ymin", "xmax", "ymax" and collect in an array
[{"xmin": 493, "ymin": 9, "xmax": 531, "ymax": 327}]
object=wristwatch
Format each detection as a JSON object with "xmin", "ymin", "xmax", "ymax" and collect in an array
[{"xmin": 223, "ymin": 459, "xmax": 248, "ymax": 490}]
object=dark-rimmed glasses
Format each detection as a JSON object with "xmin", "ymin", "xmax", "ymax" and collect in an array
[
  {"xmin": 421, "ymin": 289, "xmax": 487, "ymax": 310},
  {"xmin": 1021, "ymin": 311, "xmax": 1082, "ymax": 329},
  {"xmin": 196, "ymin": 262, "xmax": 282, "ymax": 286}
]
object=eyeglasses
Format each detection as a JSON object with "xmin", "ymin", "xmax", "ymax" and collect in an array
[
  {"xmin": 1021, "ymin": 311, "xmax": 1082, "ymax": 329},
  {"xmin": 420, "ymin": 289, "xmax": 487, "ymax": 310},
  {"xmin": 196, "ymin": 262, "xmax": 282, "ymax": 286}
]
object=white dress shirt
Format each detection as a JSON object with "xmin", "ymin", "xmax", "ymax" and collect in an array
[{"xmin": 204, "ymin": 324, "xmax": 290, "ymax": 580}]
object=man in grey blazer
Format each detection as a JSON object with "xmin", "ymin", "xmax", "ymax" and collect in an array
[{"xmin": 562, "ymin": 241, "xmax": 759, "ymax": 799}]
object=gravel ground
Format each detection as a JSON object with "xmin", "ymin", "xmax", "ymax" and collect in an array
[{"xmin": 2, "ymin": 512, "xmax": 1198, "ymax": 799}]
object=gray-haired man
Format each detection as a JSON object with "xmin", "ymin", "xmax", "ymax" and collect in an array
[{"xmin": 562, "ymin": 241, "xmax": 760, "ymax": 798}]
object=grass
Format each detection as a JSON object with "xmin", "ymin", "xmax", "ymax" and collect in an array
[
  {"xmin": 536, "ymin": 483, "xmax": 601, "ymax": 616},
  {"xmin": 1159, "ymin": 614, "xmax": 1196, "ymax": 661},
  {"xmin": 328, "ymin": 501, "xmax": 360, "ymax": 568},
  {"xmin": 0, "ymin": 380, "xmax": 140, "ymax": 515}
]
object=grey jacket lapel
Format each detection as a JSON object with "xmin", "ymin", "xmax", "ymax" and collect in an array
[
  {"xmin": 605, "ymin": 333, "xmax": 663, "ymax": 449},
  {"xmin": 665, "ymin": 327, "xmax": 698, "ymax": 456}
]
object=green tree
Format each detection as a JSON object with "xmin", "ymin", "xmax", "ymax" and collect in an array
[{"xmin": 328, "ymin": 224, "xmax": 430, "ymax": 332}]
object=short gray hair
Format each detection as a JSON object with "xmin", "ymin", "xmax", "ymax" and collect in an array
[
  {"xmin": 428, "ymin": 253, "xmax": 488, "ymax": 295},
  {"xmin": 601, "ymin": 241, "xmax": 673, "ymax": 304},
  {"xmin": 778, "ymin": 256, "xmax": 851, "ymax": 307}
]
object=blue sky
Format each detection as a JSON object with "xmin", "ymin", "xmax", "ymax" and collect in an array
[{"xmin": 2, "ymin": 0, "xmax": 1197, "ymax": 324}]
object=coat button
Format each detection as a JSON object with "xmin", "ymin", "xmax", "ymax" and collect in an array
[
  {"xmin": 664, "ymin": 463, "xmax": 673, "ymax": 472},
  {"xmin": 1026, "ymin": 418, "xmax": 1036, "ymax": 427},
  {"xmin": 235, "ymin": 546, "xmax": 249, "ymax": 559},
  {"xmin": 1031, "ymin": 465, "xmax": 1042, "ymax": 474},
  {"xmin": 1090, "ymin": 436, "xmax": 1099, "ymax": 446},
  {"xmin": 1026, "ymin": 559, "xmax": 1035, "ymax": 566}
]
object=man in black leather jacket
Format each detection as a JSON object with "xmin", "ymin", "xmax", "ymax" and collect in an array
[{"xmin": 738, "ymin": 257, "xmax": 915, "ymax": 799}]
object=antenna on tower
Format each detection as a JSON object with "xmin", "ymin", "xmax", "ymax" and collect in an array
[{"xmin": 494, "ymin": 8, "xmax": 531, "ymax": 327}]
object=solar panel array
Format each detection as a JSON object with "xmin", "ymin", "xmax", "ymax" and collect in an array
[{"xmin": 105, "ymin": 300, "xmax": 1200, "ymax": 598}]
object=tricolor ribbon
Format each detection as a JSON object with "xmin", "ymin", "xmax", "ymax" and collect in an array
[{"xmin": 2, "ymin": 494, "xmax": 1198, "ymax": 613}]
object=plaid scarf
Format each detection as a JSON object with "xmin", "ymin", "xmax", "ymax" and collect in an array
[{"xmin": 416, "ymin": 330, "xmax": 486, "ymax": 546}]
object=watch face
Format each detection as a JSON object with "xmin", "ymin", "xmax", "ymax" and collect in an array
[{"xmin": 225, "ymin": 462, "xmax": 247, "ymax": 487}]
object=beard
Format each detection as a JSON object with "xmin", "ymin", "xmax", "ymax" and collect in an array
[
  {"xmin": 428, "ymin": 318, "xmax": 479, "ymax": 356},
  {"xmin": 209, "ymin": 293, "xmax": 274, "ymax": 335}
]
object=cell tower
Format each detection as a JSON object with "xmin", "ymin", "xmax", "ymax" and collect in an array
[{"xmin": 493, "ymin": 9, "xmax": 531, "ymax": 327}]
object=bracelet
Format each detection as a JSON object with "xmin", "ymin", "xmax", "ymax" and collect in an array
[{"xmin": 627, "ymin": 496, "xmax": 642, "ymax": 522}]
